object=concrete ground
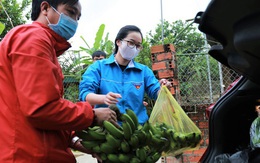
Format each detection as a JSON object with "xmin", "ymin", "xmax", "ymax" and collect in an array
[{"xmin": 74, "ymin": 151, "xmax": 97, "ymax": 163}]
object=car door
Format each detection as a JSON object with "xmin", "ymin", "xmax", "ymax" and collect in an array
[{"xmin": 194, "ymin": 0, "xmax": 260, "ymax": 162}]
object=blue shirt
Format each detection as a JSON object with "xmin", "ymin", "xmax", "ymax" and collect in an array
[{"xmin": 79, "ymin": 54, "xmax": 161, "ymax": 124}]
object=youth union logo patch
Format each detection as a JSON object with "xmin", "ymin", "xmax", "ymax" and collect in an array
[{"xmin": 133, "ymin": 82, "xmax": 142, "ymax": 90}]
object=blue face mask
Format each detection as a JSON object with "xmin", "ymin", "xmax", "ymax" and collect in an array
[{"xmin": 46, "ymin": 6, "xmax": 78, "ymax": 40}]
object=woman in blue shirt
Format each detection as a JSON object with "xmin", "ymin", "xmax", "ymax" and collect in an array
[{"xmin": 79, "ymin": 25, "xmax": 171, "ymax": 124}]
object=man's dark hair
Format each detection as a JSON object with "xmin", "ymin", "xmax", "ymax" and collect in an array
[
  {"xmin": 92, "ymin": 50, "xmax": 107, "ymax": 60},
  {"xmin": 114, "ymin": 25, "xmax": 143, "ymax": 54},
  {"xmin": 31, "ymin": 0, "xmax": 79, "ymax": 21},
  {"xmin": 255, "ymin": 99, "xmax": 260, "ymax": 106}
]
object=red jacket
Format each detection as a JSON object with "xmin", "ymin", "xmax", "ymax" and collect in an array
[{"xmin": 0, "ymin": 22, "xmax": 94, "ymax": 162}]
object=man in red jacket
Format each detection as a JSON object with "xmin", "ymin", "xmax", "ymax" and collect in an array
[{"xmin": 0, "ymin": 0, "xmax": 118, "ymax": 162}]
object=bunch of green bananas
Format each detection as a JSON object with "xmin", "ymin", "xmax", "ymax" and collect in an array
[
  {"xmin": 76, "ymin": 105, "xmax": 202, "ymax": 162},
  {"xmin": 147, "ymin": 122, "xmax": 202, "ymax": 156}
]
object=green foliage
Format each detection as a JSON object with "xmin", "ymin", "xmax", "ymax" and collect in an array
[
  {"xmin": 143, "ymin": 19, "xmax": 207, "ymax": 102},
  {"xmin": 79, "ymin": 24, "xmax": 114, "ymax": 58},
  {"xmin": 0, "ymin": 0, "xmax": 31, "ymax": 40},
  {"xmin": 63, "ymin": 81, "xmax": 79, "ymax": 102},
  {"xmin": 0, "ymin": 22, "xmax": 5, "ymax": 34},
  {"xmin": 147, "ymin": 20, "xmax": 205, "ymax": 53},
  {"xmin": 78, "ymin": 24, "xmax": 114, "ymax": 72},
  {"xmin": 135, "ymin": 38, "xmax": 152, "ymax": 68}
]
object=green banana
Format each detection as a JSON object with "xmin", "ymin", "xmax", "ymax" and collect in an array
[
  {"xmin": 187, "ymin": 132, "xmax": 202, "ymax": 148},
  {"xmin": 130, "ymin": 157, "xmax": 141, "ymax": 163},
  {"xmin": 99, "ymin": 153, "xmax": 107, "ymax": 161},
  {"xmin": 135, "ymin": 130, "xmax": 147, "ymax": 145},
  {"xmin": 125, "ymin": 109, "xmax": 139, "ymax": 129},
  {"xmin": 118, "ymin": 153, "xmax": 130, "ymax": 163},
  {"xmin": 136, "ymin": 147, "xmax": 147, "ymax": 162},
  {"xmin": 122, "ymin": 121, "xmax": 133, "ymax": 140},
  {"xmin": 144, "ymin": 130, "xmax": 152, "ymax": 145},
  {"xmin": 194, "ymin": 132, "xmax": 202, "ymax": 143},
  {"xmin": 109, "ymin": 104, "xmax": 122, "ymax": 121},
  {"xmin": 107, "ymin": 153, "xmax": 120, "ymax": 162},
  {"xmin": 75, "ymin": 130, "xmax": 96, "ymax": 141},
  {"xmin": 91, "ymin": 145, "xmax": 101, "ymax": 153},
  {"xmin": 88, "ymin": 126, "xmax": 102, "ymax": 131},
  {"xmin": 145, "ymin": 156, "xmax": 154, "ymax": 163},
  {"xmin": 103, "ymin": 120, "xmax": 124, "ymax": 139},
  {"xmin": 105, "ymin": 133, "xmax": 121, "ymax": 149},
  {"xmin": 121, "ymin": 140, "xmax": 131, "ymax": 153},
  {"xmin": 121, "ymin": 113, "xmax": 136, "ymax": 132},
  {"xmin": 142, "ymin": 121, "xmax": 150, "ymax": 132},
  {"xmin": 100, "ymin": 142, "xmax": 116, "ymax": 154},
  {"xmin": 151, "ymin": 152, "xmax": 161, "ymax": 162},
  {"xmin": 149, "ymin": 124, "xmax": 162, "ymax": 136},
  {"xmin": 129, "ymin": 134, "xmax": 139, "ymax": 149},
  {"xmin": 81, "ymin": 140, "xmax": 101, "ymax": 149},
  {"xmin": 87, "ymin": 129, "xmax": 106, "ymax": 140}
]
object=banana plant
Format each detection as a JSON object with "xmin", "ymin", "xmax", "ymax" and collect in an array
[
  {"xmin": 0, "ymin": 22, "xmax": 5, "ymax": 35},
  {"xmin": 79, "ymin": 24, "xmax": 114, "ymax": 56},
  {"xmin": 77, "ymin": 24, "xmax": 114, "ymax": 74}
]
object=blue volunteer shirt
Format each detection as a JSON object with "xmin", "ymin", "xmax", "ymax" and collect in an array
[{"xmin": 79, "ymin": 54, "xmax": 160, "ymax": 124}]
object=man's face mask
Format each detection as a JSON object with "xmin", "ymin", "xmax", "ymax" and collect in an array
[{"xmin": 46, "ymin": 6, "xmax": 78, "ymax": 40}]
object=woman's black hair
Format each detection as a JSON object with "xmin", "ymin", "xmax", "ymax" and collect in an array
[
  {"xmin": 114, "ymin": 25, "xmax": 143, "ymax": 54},
  {"xmin": 31, "ymin": 0, "xmax": 79, "ymax": 21}
]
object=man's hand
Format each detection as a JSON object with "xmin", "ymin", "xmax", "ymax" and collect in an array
[
  {"xmin": 72, "ymin": 140, "xmax": 102, "ymax": 162},
  {"xmin": 93, "ymin": 108, "xmax": 120, "ymax": 128}
]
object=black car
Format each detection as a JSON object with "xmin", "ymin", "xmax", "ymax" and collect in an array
[{"xmin": 194, "ymin": 0, "xmax": 260, "ymax": 162}]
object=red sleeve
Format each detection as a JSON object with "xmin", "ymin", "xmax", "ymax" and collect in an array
[{"xmin": 11, "ymin": 26, "xmax": 94, "ymax": 130}]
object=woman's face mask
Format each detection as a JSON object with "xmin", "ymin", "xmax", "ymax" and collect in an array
[
  {"xmin": 46, "ymin": 6, "xmax": 78, "ymax": 40},
  {"xmin": 119, "ymin": 40, "xmax": 140, "ymax": 60}
]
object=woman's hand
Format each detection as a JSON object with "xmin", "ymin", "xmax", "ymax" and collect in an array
[
  {"xmin": 103, "ymin": 92, "xmax": 122, "ymax": 105},
  {"xmin": 159, "ymin": 79, "xmax": 172, "ymax": 89}
]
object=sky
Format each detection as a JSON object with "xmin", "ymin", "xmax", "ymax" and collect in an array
[{"xmin": 68, "ymin": 0, "xmax": 211, "ymax": 50}]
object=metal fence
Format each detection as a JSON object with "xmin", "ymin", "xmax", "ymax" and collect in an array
[
  {"xmin": 176, "ymin": 51, "xmax": 240, "ymax": 107},
  {"xmin": 59, "ymin": 50, "xmax": 240, "ymax": 107}
]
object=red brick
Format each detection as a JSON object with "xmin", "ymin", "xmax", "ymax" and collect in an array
[
  {"xmin": 205, "ymin": 138, "xmax": 209, "ymax": 145},
  {"xmin": 168, "ymin": 44, "xmax": 176, "ymax": 52},
  {"xmin": 152, "ymin": 61, "xmax": 167, "ymax": 70},
  {"xmin": 171, "ymin": 79, "xmax": 179, "ymax": 86},
  {"xmin": 193, "ymin": 147, "xmax": 207, "ymax": 155},
  {"xmin": 183, "ymin": 150, "xmax": 193, "ymax": 154},
  {"xmin": 182, "ymin": 155, "xmax": 189, "ymax": 162},
  {"xmin": 168, "ymin": 61, "xmax": 176, "ymax": 69},
  {"xmin": 187, "ymin": 155, "xmax": 202, "ymax": 163},
  {"xmin": 165, "ymin": 156, "xmax": 182, "ymax": 163},
  {"xmin": 169, "ymin": 87, "xmax": 176, "ymax": 95},
  {"xmin": 158, "ymin": 69, "xmax": 174, "ymax": 78},
  {"xmin": 189, "ymin": 114, "xmax": 200, "ymax": 121},
  {"xmin": 151, "ymin": 44, "xmax": 165, "ymax": 53},
  {"xmin": 198, "ymin": 121, "xmax": 209, "ymax": 129},
  {"xmin": 151, "ymin": 44, "xmax": 176, "ymax": 53},
  {"xmin": 157, "ymin": 52, "xmax": 173, "ymax": 61},
  {"xmin": 151, "ymin": 54, "xmax": 156, "ymax": 62}
]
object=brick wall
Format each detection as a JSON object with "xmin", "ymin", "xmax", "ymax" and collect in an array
[
  {"xmin": 151, "ymin": 44, "xmax": 208, "ymax": 163},
  {"xmin": 151, "ymin": 44, "xmax": 180, "ymax": 98}
]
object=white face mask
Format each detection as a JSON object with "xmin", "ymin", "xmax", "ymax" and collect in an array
[{"xmin": 119, "ymin": 41, "xmax": 139, "ymax": 60}]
